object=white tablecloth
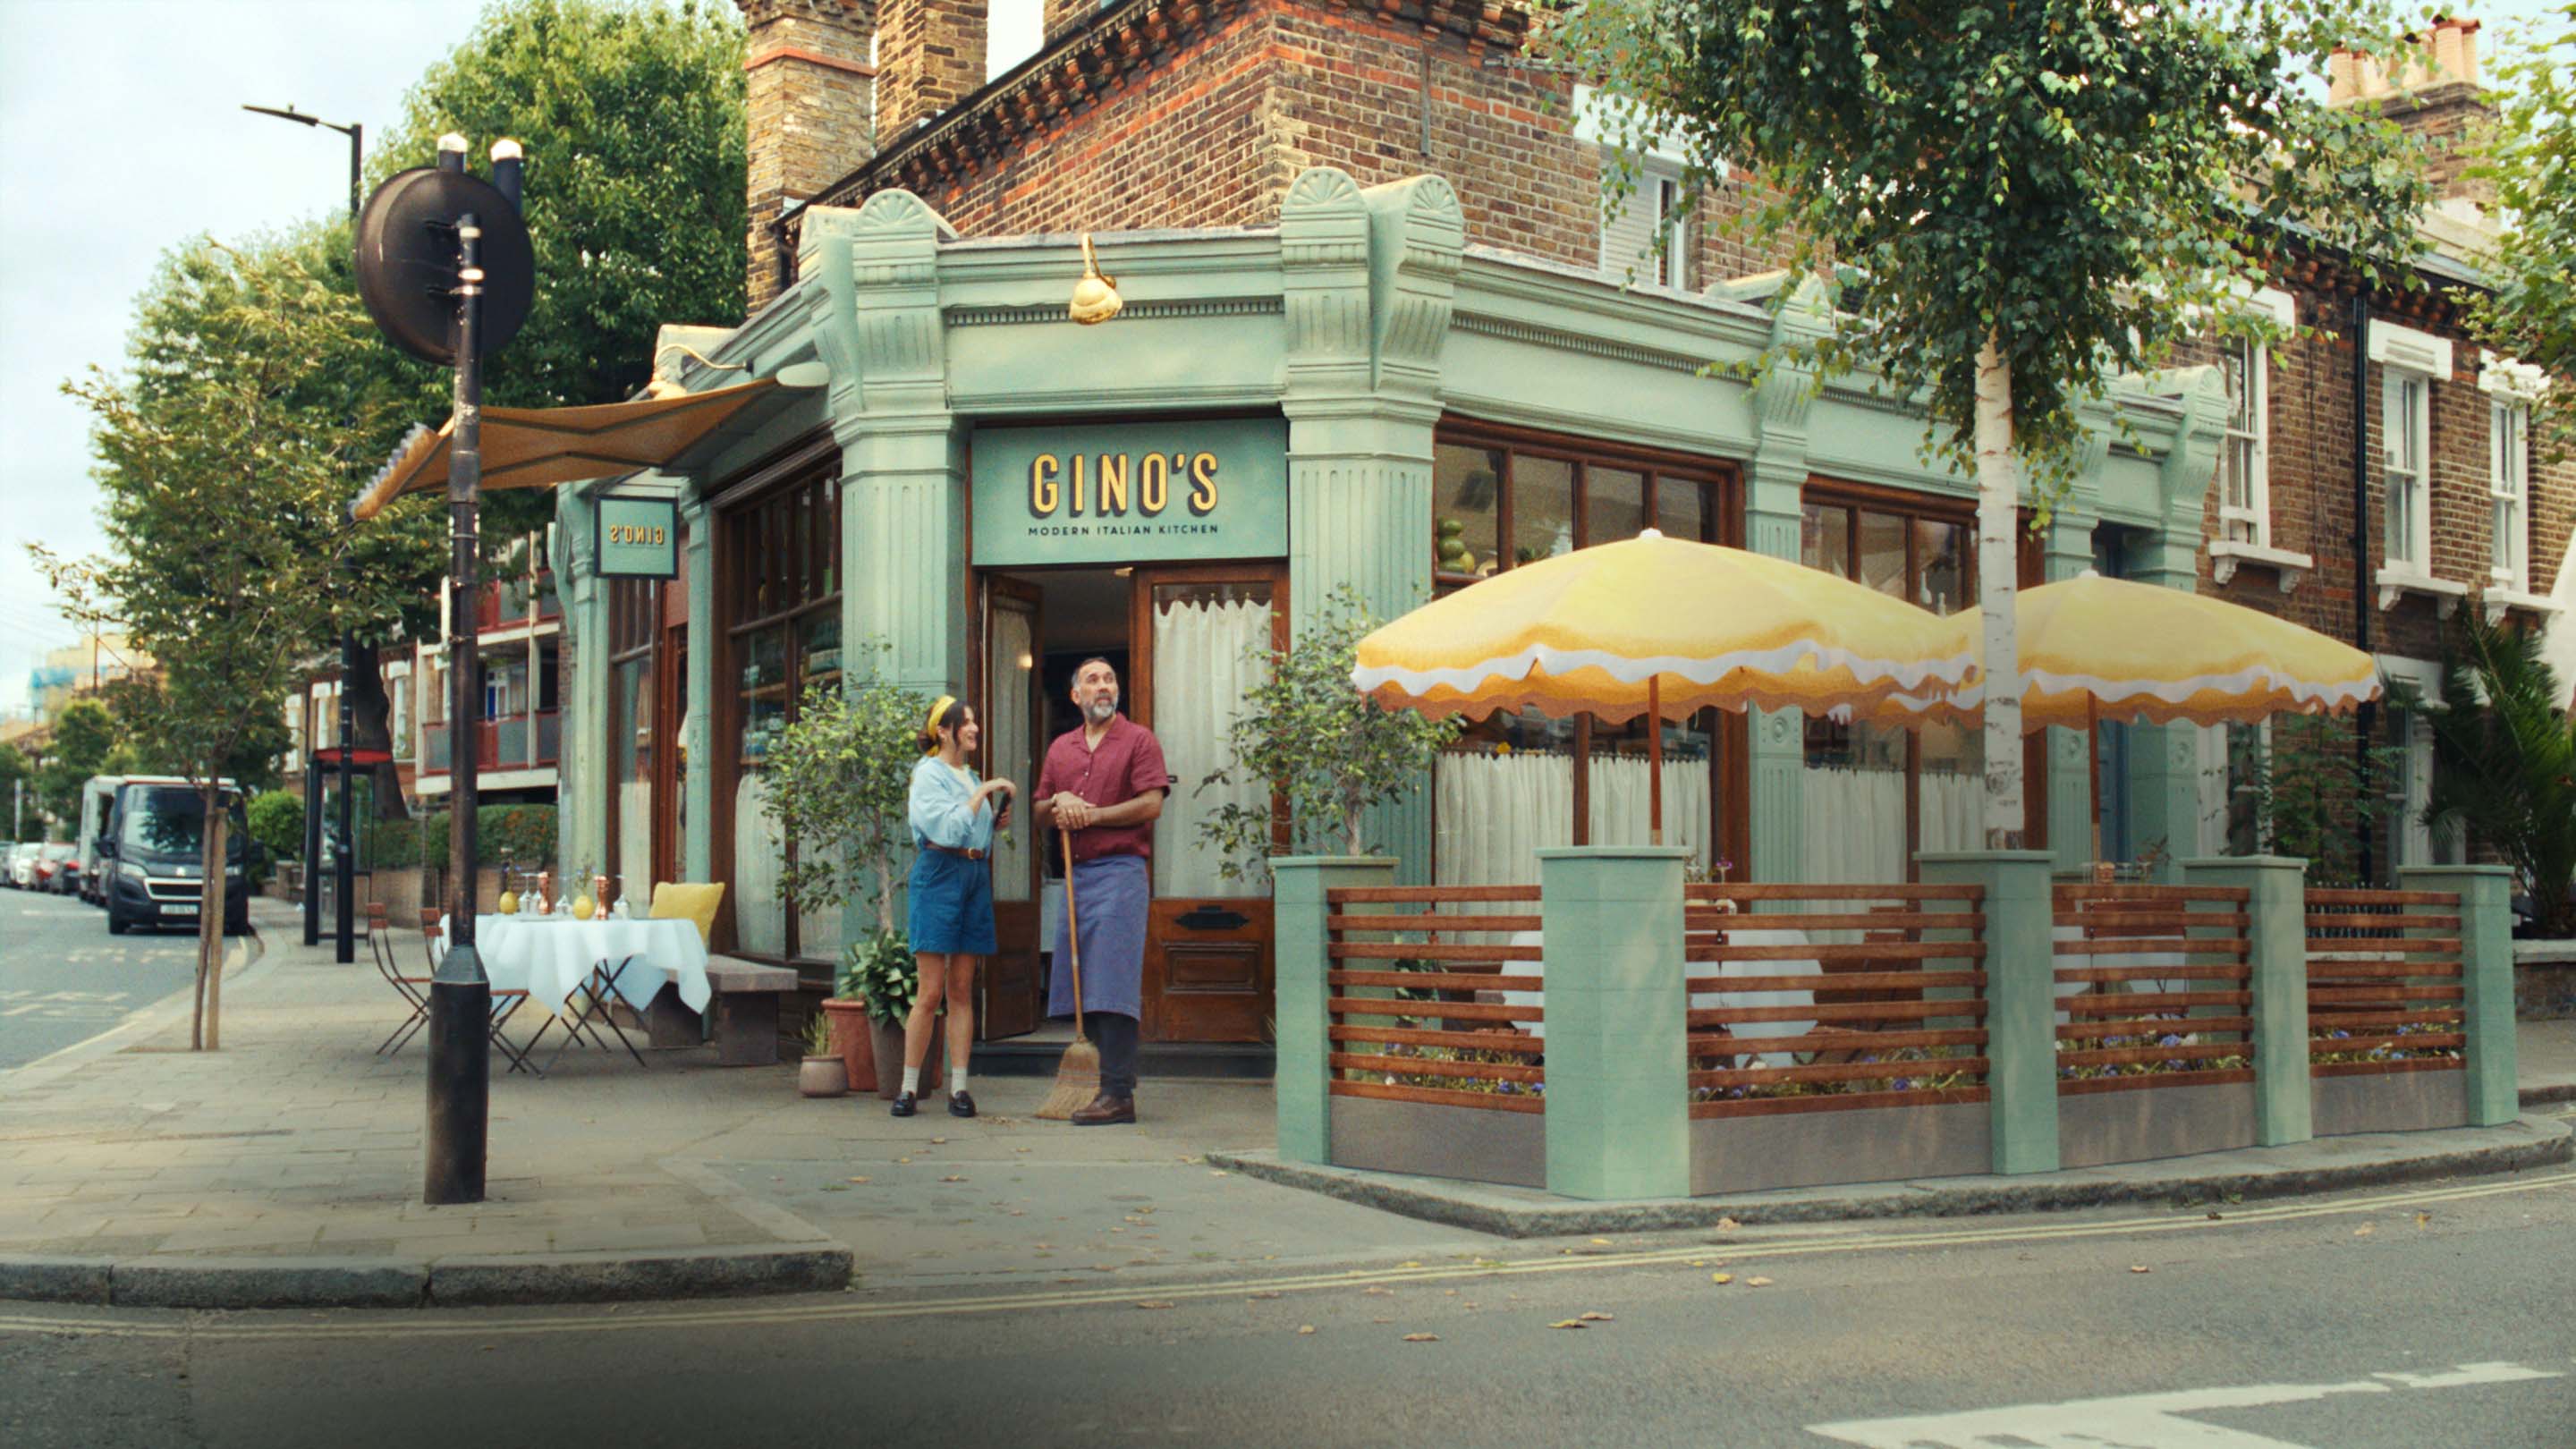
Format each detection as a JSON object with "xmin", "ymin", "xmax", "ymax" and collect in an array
[{"xmin": 440, "ymin": 914, "xmax": 711, "ymax": 1016}]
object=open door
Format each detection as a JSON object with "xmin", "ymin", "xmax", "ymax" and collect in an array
[
  {"xmin": 1132, "ymin": 564, "xmax": 1285, "ymax": 1043},
  {"xmin": 979, "ymin": 576, "xmax": 1044, "ymax": 1039}
]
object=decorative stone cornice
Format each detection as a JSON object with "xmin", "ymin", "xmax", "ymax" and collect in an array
[{"xmin": 1364, "ymin": 174, "xmax": 1463, "ymax": 402}]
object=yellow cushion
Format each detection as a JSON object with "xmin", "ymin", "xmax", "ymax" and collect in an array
[{"xmin": 648, "ymin": 881, "xmax": 725, "ymax": 949}]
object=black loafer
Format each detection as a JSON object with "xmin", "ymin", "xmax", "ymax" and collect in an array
[
  {"xmin": 947, "ymin": 1090, "xmax": 977, "ymax": 1118},
  {"xmin": 889, "ymin": 1091, "xmax": 918, "ymax": 1118}
]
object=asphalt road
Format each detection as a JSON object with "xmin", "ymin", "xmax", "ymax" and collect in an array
[
  {"xmin": 0, "ymin": 887, "xmax": 203, "ymax": 1071},
  {"xmin": 4, "ymin": 1158, "xmax": 2571, "ymax": 1448}
]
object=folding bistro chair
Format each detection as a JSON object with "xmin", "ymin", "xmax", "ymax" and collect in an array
[
  {"xmin": 373, "ymin": 903, "xmax": 433, "ymax": 1056},
  {"xmin": 410, "ymin": 906, "xmax": 541, "ymax": 1075}
]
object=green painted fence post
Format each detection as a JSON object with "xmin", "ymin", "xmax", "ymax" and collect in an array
[
  {"xmin": 1538, "ymin": 845, "xmax": 1689, "ymax": 1201},
  {"xmin": 1919, "ymin": 851, "xmax": 2060, "ymax": 1174},
  {"xmin": 2400, "ymin": 865, "xmax": 2518, "ymax": 1126},
  {"xmin": 2184, "ymin": 856, "xmax": 2310, "ymax": 1147},
  {"xmin": 1272, "ymin": 856, "xmax": 1397, "ymax": 1166}
]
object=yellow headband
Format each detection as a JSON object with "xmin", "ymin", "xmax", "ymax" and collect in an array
[{"xmin": 920, "ymin": 695, "xmax": 959, "ymax": 754}]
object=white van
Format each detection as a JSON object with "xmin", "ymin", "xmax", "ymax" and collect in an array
[{"xmin": 76, "ymin": 775, "xmax": 126, "ymax": 906}]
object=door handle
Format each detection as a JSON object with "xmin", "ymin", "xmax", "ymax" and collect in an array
[{"xmin": 1174, "ymin": 905, "xmax": 1250, "ymax": 931}]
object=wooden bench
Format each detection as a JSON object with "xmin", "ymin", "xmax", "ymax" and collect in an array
[{"xmin": 703, "ymin": 957, "xmax": 802, "ymax": 1066}]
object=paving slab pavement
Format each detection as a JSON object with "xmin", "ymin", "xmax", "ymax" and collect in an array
[{"xmin": 2, "ymin": 899, "xmax": 2571, "ymax": 1309}]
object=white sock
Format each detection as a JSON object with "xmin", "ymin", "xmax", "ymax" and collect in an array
[
  {"xmin": 951, "ymin": 1067, "xmax": 969, "ymax": 1095},
  {"xmin": 902, "ymin": 1066, "xmax": 921, "ymax": 1095}
]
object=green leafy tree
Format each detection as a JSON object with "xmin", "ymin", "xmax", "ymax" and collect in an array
[
  {"xmin": 34, "ymin": 699, "xmax": 118, "ymax": 828},
  {"xmin": 246, "ymin": 790, "xmax": 308, "ymax": 867},
  {"xmin": 2470, "ymin": 4, "xmax": 2576, "ymax": 458},
  {"xmin": 2222, "ymin": 716, "xmax": 2404, "ymax": 885},
  {"xmin": 1540, "ymin": 0, "xmax": 2433, "ymax": 844},
  {"xmin": 767, "ymin": 647, "xmax": 935, "ymax": 998},
  {"xmin": 2423, "ymin": 618, "xmax": 2576, "ymax": 936},
  {"xmin": 1199, "ymin": 588, "xmax": 1462, "ymax": 883}
]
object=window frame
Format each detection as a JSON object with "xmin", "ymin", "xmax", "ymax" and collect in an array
[
  {"xmin": 2488, "ymin": 398, "xmax": 2529, "ymax": 593},
  {"xmin": 2218, "ymin": 333, "xmax": 2271, "ymax": 547},
  {"xmin": 2380, "ymin": 369, "xmax": 2433, "ymax": 572}
]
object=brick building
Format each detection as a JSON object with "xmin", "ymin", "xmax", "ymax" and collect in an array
[{"xmin": 533, "ymin": 1, "xmax": 2563, "ymax": 1046}]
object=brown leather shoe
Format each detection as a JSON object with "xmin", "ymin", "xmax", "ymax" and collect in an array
[{"xmin": 1068, "ymin": 1092, "xmax": 1136, "ymax": 1126}]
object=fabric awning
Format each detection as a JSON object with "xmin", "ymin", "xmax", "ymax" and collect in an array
[{"xmin": 352, "ymin": 377, "xmax": 791, "ymax": 521}]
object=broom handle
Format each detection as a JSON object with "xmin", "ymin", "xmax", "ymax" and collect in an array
[{"xmin": 1061, "ymin": 826, "xmax": 1085, "ymax": 1038}]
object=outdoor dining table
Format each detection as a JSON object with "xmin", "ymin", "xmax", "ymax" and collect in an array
[{"xmin": 438, "ymin": 912, "xmax": 714, "ymax": 1019}]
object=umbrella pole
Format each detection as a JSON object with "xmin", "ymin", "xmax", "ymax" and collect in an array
[
  {"xmin": 1648, "ymin": 675, "xmax": 1665, "ymax": 847},
  {"xmin": 2088, "ymin": 696, "xmax": 2104, "ymax": 869}
]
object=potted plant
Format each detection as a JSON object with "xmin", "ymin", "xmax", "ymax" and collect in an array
[
  {"xmin": 767, "ymin": 642, "xmax": 942, "ymax": 1098},
  {"xmin": 821, "ymin": 949, "xmax": 880, "ymax": 1092},
  {"xmin": 797, "ymin": 1010, "xmax": 847, "ymax": 1097},
  {"xmin": 847, "ymin": 928, "xmax": 939, "ymax": 1100}
]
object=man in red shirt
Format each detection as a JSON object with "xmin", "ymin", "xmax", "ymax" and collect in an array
[{"xmin": 1033, "ymin": 657, "xmax": 1172, "ymax": 1124}]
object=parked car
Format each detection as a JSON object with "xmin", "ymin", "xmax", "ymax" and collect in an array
[
  {"xmin": 6, "ymin": 844, "xmax": 36, "ymax": 889},
  {"xmin": 100, "ymin": 778, "xmax": 250, "ymax": 936},
  {"xmin": 38, "ymin": 843, "xmax": 79, "ymax": 894}
]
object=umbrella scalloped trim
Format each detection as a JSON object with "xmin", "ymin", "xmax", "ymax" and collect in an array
[
  {"xmin": 1350, "ymin": 638, "xmax": 1980, "ymax": 702},
  {"xmin": 1860, "ymin": 664, "xmax": 2381, "ymax": 726}
]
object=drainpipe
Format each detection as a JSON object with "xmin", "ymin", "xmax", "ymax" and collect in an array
[{"xmin": 2350, "ymin": 286, "xmax": 2375, "ymax": 886}]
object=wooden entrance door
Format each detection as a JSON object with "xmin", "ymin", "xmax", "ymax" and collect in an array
[
  {"xmin": 1131, "ymin": 564, "xmax": 1286, "ymax": 1043},
  {"xmin": 978, "ymin": 577, "xmax": 1044, "ymax": 1040}
]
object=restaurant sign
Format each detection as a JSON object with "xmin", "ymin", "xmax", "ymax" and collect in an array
[
  {"xmin": 595, "ymin": 495, "xmax": 680, "ymax": 579},
  {"xmin": 970, "ymin": 418, "xmax": 1287, "ymax": 566}
]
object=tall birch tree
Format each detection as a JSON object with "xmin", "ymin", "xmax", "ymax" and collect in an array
[{"xmin": 1546, "ymin": 0, "xmax": 2434, "ymax": 843}]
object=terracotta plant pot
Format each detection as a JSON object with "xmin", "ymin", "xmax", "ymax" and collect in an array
[
  {"xmin": 864, "ymin": 1000, "xmax": 942, "ymax": 1100},
  {"xmin": 821, "ymin": 998, "xmax": 877, "ymax": 1092},
  {"xmin": 798, "ymin": 1055, "xmax": 848, "ymax": 1097}
]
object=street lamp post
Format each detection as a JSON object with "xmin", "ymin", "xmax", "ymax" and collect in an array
[{"xmin": 244, "ymin": 104, "xmax": 364, "ymax": 966}]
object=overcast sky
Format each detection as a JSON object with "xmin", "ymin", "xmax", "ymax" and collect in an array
[{"xmin": 0, "ymin": 0, "xmax": 2554, "ymax": 717}]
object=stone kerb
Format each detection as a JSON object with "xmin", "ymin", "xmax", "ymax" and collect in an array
[
  {"xmin": 2183, "ymin": 856, "xmax": 2312, "ymax": 1147},
  {"xmin": 1272, "ymin": 856, "xmax": 1398, "ymax": 1166},
  {"xmin": 1919, "ymin": 851, "xmax": 2061, "ymax": 1175},
  {"xmin": 1537, "ymin": 846, "xmax": 1690, "ymax": 1201},
  {"xmin": 2400, "ymin": 866, "xmax": 2519, "ymax": 1125}
]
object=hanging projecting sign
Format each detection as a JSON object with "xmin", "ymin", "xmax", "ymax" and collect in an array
[
  {"xmin": 595, "ymin": 496, "xmax": 680, "ymax": 579},
  {"xmin": 970, "ymin": 418, "xmax": 1288, "ymax": 566}
]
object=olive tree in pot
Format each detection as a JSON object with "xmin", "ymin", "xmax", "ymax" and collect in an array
[
  {"xmin": 1199, "ymin": 587, "xmax": 1462, "ymax": 885},
  {"xmin": 770, "ymin": 648, "xmax": 940, "ymax": 1094}
]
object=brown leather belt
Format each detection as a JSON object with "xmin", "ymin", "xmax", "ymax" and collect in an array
[{"xmin": 925, "ymin": 843, "xmax": 988, "ymax": 862}]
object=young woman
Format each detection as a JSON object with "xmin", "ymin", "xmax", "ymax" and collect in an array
[{"xmin": 897, "ymin": 696, "xmax": 1013, "ymax": 1119}]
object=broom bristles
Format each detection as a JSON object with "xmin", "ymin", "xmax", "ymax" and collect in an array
[{"xmin": 1033, "ymin": 1038, "xmax": 1102, "ymax": 1120}]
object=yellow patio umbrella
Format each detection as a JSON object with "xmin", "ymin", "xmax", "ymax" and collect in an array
[
  {"xmin": 1855, "ymin": 571, "xmax": 2383, "ymax": 860},
  {"xmin": 1350, "ymin": 530, "xmax": 1979, "ymax": 843}
]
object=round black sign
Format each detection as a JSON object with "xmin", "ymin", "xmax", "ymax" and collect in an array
[{"xmin": 354, "ymin": 167, "xmax": 536, "ymax": 366}]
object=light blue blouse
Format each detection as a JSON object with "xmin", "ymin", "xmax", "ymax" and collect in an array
[{"xmin": 909, "ymin": 756, "xmax": 996, "ymax": 852}]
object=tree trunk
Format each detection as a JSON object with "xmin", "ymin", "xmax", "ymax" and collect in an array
[
  {"xmin": 344, "ymin": 640, "xmax": 409, "ymax": 822},
  {"xmin": 1974, "ymin": 333, "xmax": 2026, "ymax": 849},
  {"xmin": 197, "ymin": 787, "xmax": 229, "ymax": 1051}
]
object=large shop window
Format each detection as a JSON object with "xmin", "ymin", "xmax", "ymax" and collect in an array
[
  {"xmin": 605, "ymin": 576, "xmax": 658, "ymax": 910},
  {"xmin": 1800, "ymin": 489, "xmax": 1982, "ymax": 883},
  {"xmin": 724, "ymin": 469, "xmax": 843, "ymax": 967},
  {"xmin": 1150, "ymin": 580, "xmax": 1276, "ymax": 901},
  {"xmin": 1429, "ymin": 427, "xmax": 1735, "ymax": 886}
]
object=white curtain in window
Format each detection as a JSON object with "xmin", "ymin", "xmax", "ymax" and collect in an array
[
  {"xmin": 1801, "ymin": 766, "xmax": 1906, "ymax": 886},
  {"xmin": 733, "ymin": 772, "xmax": 785, "ymax": 957},
  {"xmin": 1917, "ymin": 770, "xmax": 1982, "ymax": 857},
  {"xmin": 1152, "ymin": 597, "xmax": 1274, "ymax": 900},
  {"xmin": 1436, "ymin": 751, "xmax": 1574, "ymax": 887},
  {"xmin": 1585, "ymin": 753, "xmax": 1713, "ymax": 864},
  {"xmin": 617, "ymin": 781, "xmax": 651, "ymax": 908},
  {"xmin": 990, "ymin": 606, "xmax": 1036, "ymax": 903}
]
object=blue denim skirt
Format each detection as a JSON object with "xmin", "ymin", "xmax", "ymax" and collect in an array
[{"xmin": 908, "ymin": 848, "xmax": 997, "ymax": 955}]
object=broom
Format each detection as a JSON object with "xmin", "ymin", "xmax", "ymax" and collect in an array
[{"xmin": 1034, "ymin": 826, "xmax": 1101, "ymax": 1119}]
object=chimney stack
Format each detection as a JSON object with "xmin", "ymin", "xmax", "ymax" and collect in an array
[
  {"xmin": 874, "ymin": 0, "xmax": 988, "ymax": 142},
  {"xmin": 739, "ymin": 0, "xmax": 877, "ymax": 313},
  {"xmin": 2328, "ymin": 17, "xmax": 2491, "ymax": 204}
]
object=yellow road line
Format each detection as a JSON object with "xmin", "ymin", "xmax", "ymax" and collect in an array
[{"xmin": 3, "ymin": 1168, "xmax": 2568, "ymax": 1343}]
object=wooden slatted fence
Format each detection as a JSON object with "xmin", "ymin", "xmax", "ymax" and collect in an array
[
  {"xmin": 2052, "ymin": 884, "xmax": 2254, "ymax": 1096},
  {"xmin": 1682, "ymin": 883, "xmax": 1988, "ymax": 1119},
  {"xmin": 2303, "ymin": 887, "xmax": 2466, "ymax": 1078},
  {"xmin": 1324, "ymin": 884, "xmax": 1545, "ymax": 1113}
]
